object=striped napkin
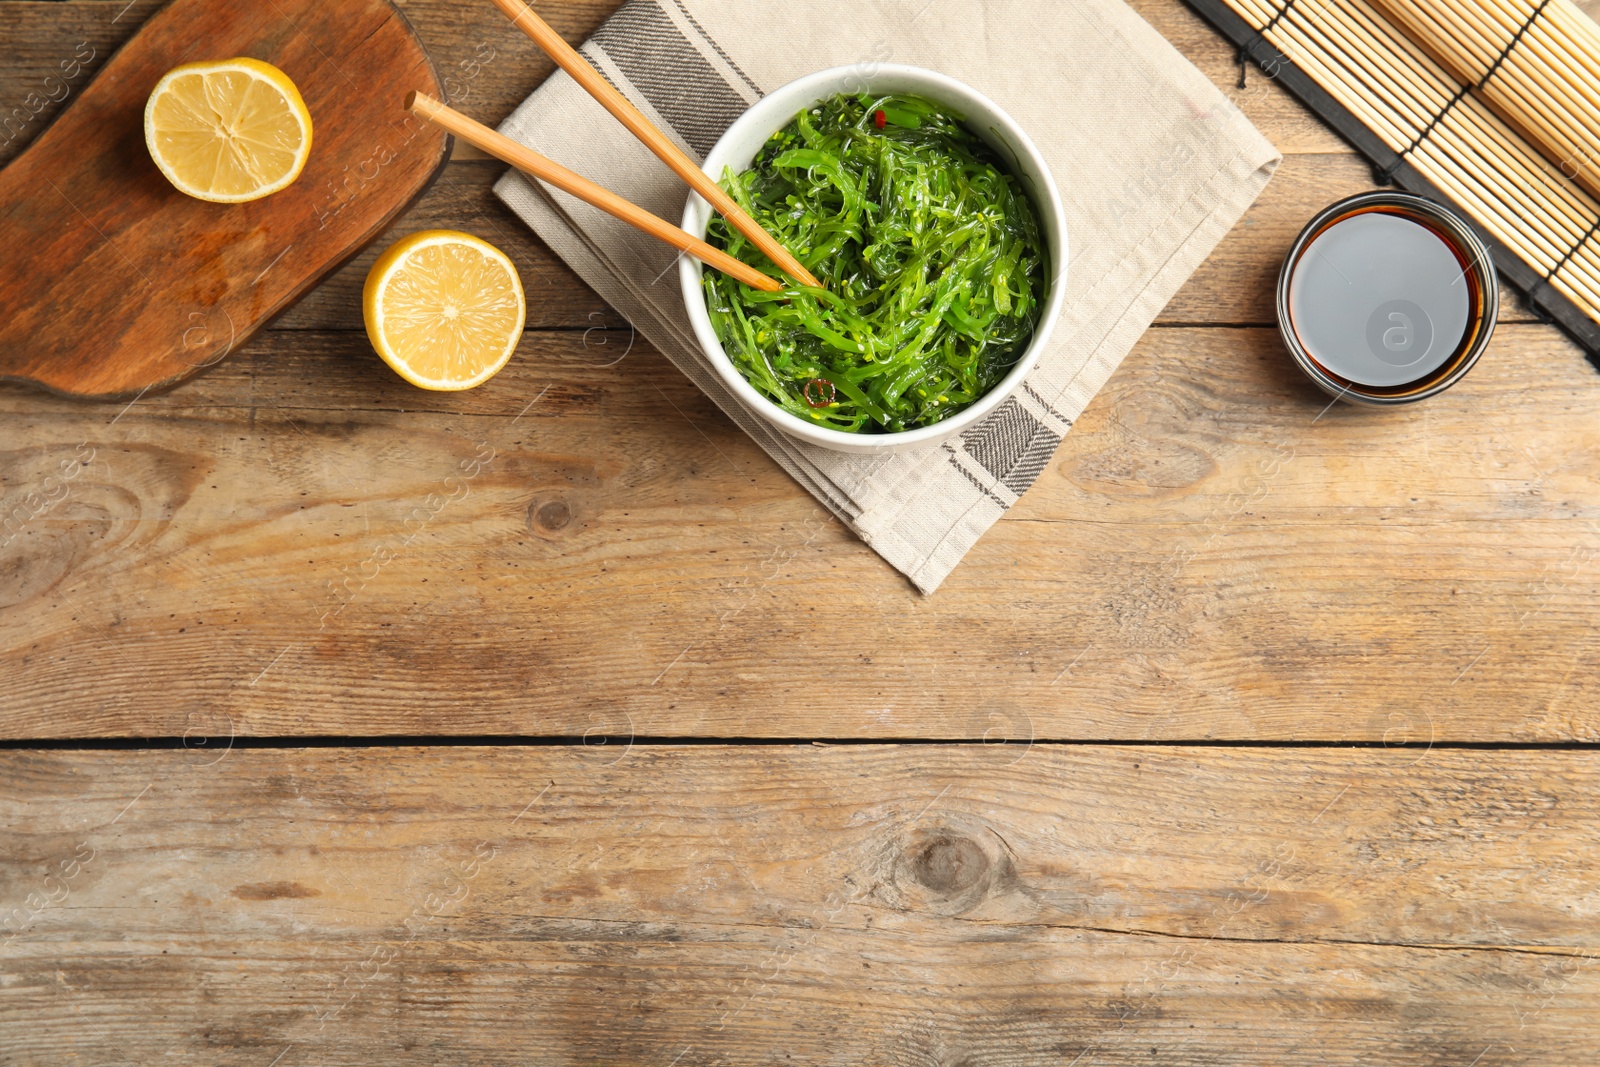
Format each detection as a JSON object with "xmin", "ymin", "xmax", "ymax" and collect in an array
[{"xmin": 493, "ymin": 0, "xmax": 1279, "ymax": 592}]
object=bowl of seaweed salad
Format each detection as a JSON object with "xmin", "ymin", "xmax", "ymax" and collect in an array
[{"xmin": 682, "ymin": 65, "xmax": 1066, "ymax": 453}]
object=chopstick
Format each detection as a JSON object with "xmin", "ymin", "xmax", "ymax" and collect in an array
[
  {"xmin": 487, "ymin": 0, "xmax": 823, "ymax": 290},
  {"xmin": 406, "ymin": 92, "xmax": 781, "ymax": 294}
]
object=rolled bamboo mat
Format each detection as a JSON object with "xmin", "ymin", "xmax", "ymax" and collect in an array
[
  {"xmin": 1373, "ymin": 0, "xmax": 1600, "ymax": 202},
  {"xmin": 1185, "ymin": 0, "xmax": 1600, "ymax": 363}
]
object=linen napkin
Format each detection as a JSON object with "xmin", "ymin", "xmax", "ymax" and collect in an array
[{"xmin": 493, "ymin": 0, "xmax": 1280, "ymax": 593}]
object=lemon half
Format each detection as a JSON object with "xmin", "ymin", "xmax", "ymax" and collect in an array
[
  {"xmin": 144, "ymin": 58, "xmax": 312, "ymax": 203},
  {"xmin": 363, "ymin": 231, "xmax": 526, "ymax": 391}
]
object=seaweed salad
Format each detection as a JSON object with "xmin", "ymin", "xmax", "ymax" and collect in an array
[{"xmin": 703, "ymin": 93, "xmax": 1047, "ymax": 434}]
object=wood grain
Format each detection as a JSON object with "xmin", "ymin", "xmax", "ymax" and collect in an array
[
  {"xmin": 3, "ymin": 744, "xmax": 1597, "ymax": 1065},
  {"xmin": 0, "ymin": 0, "xmax": 450, "ymax": 399},
  {"xmin": 1, "ymin": 0, "xmax": 1598, "ymax": 741},
  {"xmin": 5, "ymin": 1, "xmax": 1600, "ymax": 1061},
  {"xmin": 3, "ymin": 323, "xmax": 1598, "ymax": 741}
]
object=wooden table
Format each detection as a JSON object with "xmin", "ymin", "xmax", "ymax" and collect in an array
[{"xmin": 3, "ymin": 1, "xmax": 1598, "ymax": 1063}]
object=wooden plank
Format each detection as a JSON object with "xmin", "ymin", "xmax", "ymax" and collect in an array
[
  {"xmin": 3, "ymin": 323, "xmax": 1598, "ymax": 740},
  {"xmin": 2, "ymin": 744, "xmax": 1597, "ymax": 1064}
]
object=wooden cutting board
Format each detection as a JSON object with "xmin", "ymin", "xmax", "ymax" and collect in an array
[{"xmin": 0, "ymin": 0, "xmax": 450, "ymax": 400}]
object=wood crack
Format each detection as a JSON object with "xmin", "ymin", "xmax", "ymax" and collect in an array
[{"xmin": 940, "ymin": 913, "xmax": 1600, "ymax": 959}]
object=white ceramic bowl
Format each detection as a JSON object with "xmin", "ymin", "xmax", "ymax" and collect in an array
[{"xmin": 680, "ymin": 64, "xmax": 1067, "ymax": 454}]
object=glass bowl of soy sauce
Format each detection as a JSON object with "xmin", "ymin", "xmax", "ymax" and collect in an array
[{"xmin": 1277, "ymin": 191, "xmax": 1498, "ymax": 405}]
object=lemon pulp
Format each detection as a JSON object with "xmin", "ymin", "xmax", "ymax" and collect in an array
[
  {"xmin": 363, "ymin": 231, "xmax": 526, "ymax": 391},
  {"xmin": 144, "ymin": 58, "xmax": 312, "ymax": 203}
]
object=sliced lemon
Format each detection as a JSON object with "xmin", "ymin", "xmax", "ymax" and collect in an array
[
  {"xmin": 363, "ymin": 231, "xmax": 526, "ymax": 391},
  {"xmin": 144, "ymin": 58, "xmax": 312, "ymax": 203}
]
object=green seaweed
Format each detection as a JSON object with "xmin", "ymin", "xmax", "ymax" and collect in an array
[{"xmin": 702, "ymin": 92, "xmax": 1047, "ymax": 434}]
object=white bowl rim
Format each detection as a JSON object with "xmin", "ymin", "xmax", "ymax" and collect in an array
[{"xmin": 679, "ymin": 63, "xmax": 1068, "ymax": 453}]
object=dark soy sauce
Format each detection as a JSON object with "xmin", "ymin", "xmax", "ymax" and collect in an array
[
  {"xmin": 1277, "ymin": 193, "xmax": 1496, "ymax": 406},
  {"xmin": 1289, "ymin": 211, "xmax": 1470, "ymax": 387}
]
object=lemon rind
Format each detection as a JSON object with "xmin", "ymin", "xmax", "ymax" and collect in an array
[{"xmin": 362, "ymin": 230, "xmax": 527, "ymax": 392}]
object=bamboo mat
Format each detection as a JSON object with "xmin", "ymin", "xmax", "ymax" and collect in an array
[{"xmin": 1186, "ymin": 0, "xmax": 1600, "ymax": 364}]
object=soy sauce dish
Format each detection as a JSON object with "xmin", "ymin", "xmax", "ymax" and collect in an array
[
  {"xmin": 1278, "ymin": 191, "xmax": 1498, "ymax": 405},
  {"xmin": 680, "ymin": 65, "xmax": 1067, "ymax": 454}
]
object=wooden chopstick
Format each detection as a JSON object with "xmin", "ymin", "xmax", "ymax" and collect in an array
[
  {"xmin": 487, "ymin": 0, "xmax": 822, "ymax": 290},
  {"xmin": 406, "ymin": 92, "xmax": 781, "ymax": 294}
]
